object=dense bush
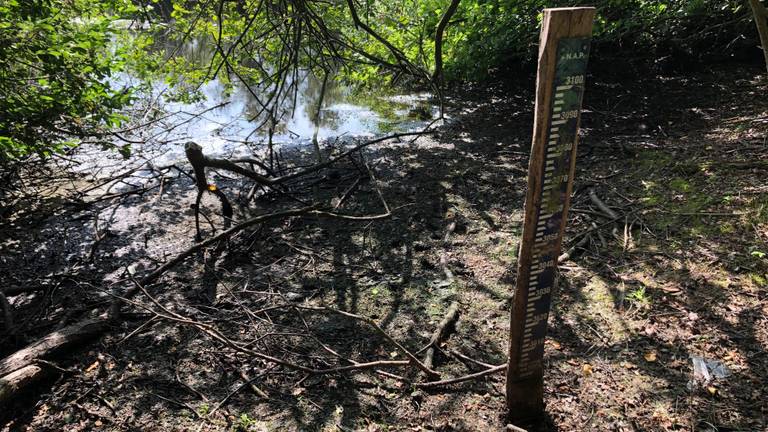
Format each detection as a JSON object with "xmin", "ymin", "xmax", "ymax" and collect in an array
[
  {"xmin": 0, "ymin": 0, "xmax": 760, "ymax": 161},
  {"xmin": 0, "ymin": 0, "xmax": 134, "ymax": 161},
  {"xmin": 440, "ymin": 0, "xmax": 756, "ymax": 79}
]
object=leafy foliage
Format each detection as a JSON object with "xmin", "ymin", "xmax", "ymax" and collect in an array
[
  {"xmin": 159, "ymin": 0, "xmax": 756, "ymax": 87},
  {"xmin": 0, "ymin": 0, "xmax": 135, "ymax": 161},
  {"xmin": 440, "ymin": 0, "xmax": 754, "ymax": 79},
  {"xmin": 0, "ymin": 0, "xmax": 760, "ymax": 161}
]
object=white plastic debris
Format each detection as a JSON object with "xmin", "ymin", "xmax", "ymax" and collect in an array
[{"xmin": 688, "ymin": 355, "xmax": 732, "ymax": 390}]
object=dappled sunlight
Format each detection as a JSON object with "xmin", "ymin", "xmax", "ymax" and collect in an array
[{"xmin": 1, "ymin": 0, "xmax": 766, "ymax": 428}]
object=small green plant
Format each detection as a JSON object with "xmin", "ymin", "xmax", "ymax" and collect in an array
[
  {"xmin": 197, "ymin": 403, "xmax": 210, "ymax": 417},
  {"xmin": 669, "ymin": 178, "xmax": 691, "ymax": 193},
  {"xmin": 749, "ymin": 273, "xmax": 767, "ymax": 287},
  {"xmin": 628, "ymin": 286, "xmax": 650, "ymax": 304},
  {"xmin": 231, "ymin": 413, "xmax": 257, "ymax": 432},
  {"xmin": 490, "ymin": 242, "xmax": 518, "ymax": 264},
  {"xmin": 641, "ymin": 194, "xmax": 662, "ymax": 205},
  {"xmin": 370, "ymin": 285, "xmax": 385, "ymax": 296}
]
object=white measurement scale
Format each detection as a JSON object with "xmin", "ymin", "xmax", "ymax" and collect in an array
[{"xmin": 515, "ymin": 37, "xmax": 591, "ymax": 378}]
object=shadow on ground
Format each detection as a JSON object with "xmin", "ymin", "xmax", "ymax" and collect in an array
[{"xmin": 1, "ymin": 64, "xmax": 766, "ymax": 431}]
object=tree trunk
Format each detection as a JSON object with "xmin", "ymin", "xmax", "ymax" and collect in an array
[
  {"xmin": 432, "ymin": 0, "xmax": 462, "ymax": 85},
  {"xmin": 749, "ymin": 0, "xmax": 768, "ymax": 73},
  {"xmin": 312, "ymin": 72, "xmax": 329, "ymax": 163}
]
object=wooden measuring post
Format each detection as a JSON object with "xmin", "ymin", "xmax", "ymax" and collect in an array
[{"xmin": 506, "ymin": 7, "xmax": 595, "ymax": 422}]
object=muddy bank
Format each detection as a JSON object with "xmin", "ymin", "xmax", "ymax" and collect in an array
[{"xmin": 1, "ymin": 64, "xmax": 767, "ymax": 431}]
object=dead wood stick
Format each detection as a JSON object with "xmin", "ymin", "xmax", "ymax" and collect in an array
[
  {"xmin": 297, "ymin": 306, "xmax": 440, "ymax": 378},
  {"xmin": 414, "ymin": 363, "xmax": 507, "ymax": 389},
  {"xmin": 108, "ymin": 205, "xmax": 318, "ymax": 320},
  {"xmin": 236, "ymin": 368, "xmax": 269, "ymax": 399},
  {"xmin": 124, "ymin": 286, "xmax": 413, "ymax": 376},
  {"xmin": 656, "ymin": 210, "xmax": 747, "ymax": 216},
  {"xmin": 557, "ymin": 232, "xmax": 591, "ymax": 263},
  {"xmin": 361, "ymin": 154, "xmax": 391, "ymax": 214},
  {"xmin": 116, "ymin": 316, "xmax": 159, "ymax": 345},
  {"xmin": 185, "ymin": 130, "xmax": 433, "ymax": 188},
  {"xmin": 562, "ymin": 215, "xmax": 623, "ymax": 246},
  {"xmin": 230, "ymin": 157, "xmax": 277, "ymax": 177},
  {"xmin": 0, "ymin": 364, "xmax": 46, "ymax": 406},
  {"xmin": 446, "ymin": 349, "xmax": 497, "ymax": 369},
  {"xmin": 0, "ymin": 291, "xmax": 14, "ymax": 335},
  {"xmin": 333, "ymin": 176, "xmax": 363, "ymax": 210},
  {"xmin": 438, "ymin": 211, "xmax": 458, "ymax": 283},
  {"xmin": 168, "ymin": 312, "xmax": 412, "ymax": 375},
  {"xmin": 594, "ymin": 221, "xmax": 607, "ymax": 248},
  {"xmin": 588, "ymin": 188, "xmax": 619, "ymax": 219},
  {"xmin": 290, "ymin": 307, "xmax": 412, "ymax": 385},
  {"xmin": 186, "ymin": 142, "xmax": 272, "ymax": 186},
  {"xmin": 0, "ymin": 318, "xmax": 107, "ymax": 377},
  {"xmin": 309, "ymin": 208, "xmax": 394, "ymax": 221},
  {"xmin": 183, "ymin": 131, "xmax": 422, "ymax": 235},
  {"xmin": 0, "ymin": 319, "xmax": 108, "ymax": 408},
  {"xmin": 205, "ymin": 368, "xmax": 272, "ymax": 419},
  {"xmin": 422, "ymin": 301, "xmax": 460, "ymax": 370},
  {"xmin": 150, "ymin": 392, "xmax": 203, "ymax": 419}
]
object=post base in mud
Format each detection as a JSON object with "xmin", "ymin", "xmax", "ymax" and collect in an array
[{"xmin": 506, "ymin": 375, "xmax": 544, "ymax": 424}]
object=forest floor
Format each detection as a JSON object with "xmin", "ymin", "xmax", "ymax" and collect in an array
[{"xmin": 1, "ymin": 63, "xmax": 767, "ymax": 432}]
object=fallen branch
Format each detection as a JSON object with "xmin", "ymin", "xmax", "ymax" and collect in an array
[
  {"xmin": 183, "ymin": 130, "xmax": 430, "ymax": 237},
  {"xmin": 204, "ymin": 367, "xmax": 272, "ymax": 420},
  {"xmin": 414, "ymin": 363, "xmax": 507, "ymax": 389},
  {"xmin": 422, "ymin": 302, "xmax": 460, "ymax": 370},
  {"xmin": 0, "ymin": 365, "xmax": 45, "ymax": 406},
  {"xmin": 297, "ymin": 306, "xmax": 440, "ymax": 379},
  {"xmin": 108, "ymin": 205, "xmax": 318, "ymax": 319},
  {"xmin": 0, "ymin": 318, "xmax": 107, "ymax": 377},
  {"xmin": 0, "ymin": 291, "xmax": 14, "ymax": 336},
  {"xmin": 134, "ymin": 296, "xmax": 412, "ymax": 375},
  {"xmin": 0, "ymin": 318, "xmax": 108, "ymax": 409},
  {"xmin": 120, "ymin": 280, "xmax": 414, "ymax": 375},
  {"xmin": 143, "ymin": 303, "xmax": 503, "ymax": 392},
  {"xmin": 439, "ymin": 211, "xmax": 458, "ymax": 283},
  {"xmin": 447, "ymin": 349, "xmax": 498, "ymax": 369},
  {"xmin": 558, "ymin": 232, "xmax": 591, "ymax": 263},
  {"xmin": 185, "ymin": 130, "xmax": 433, "ymax": 188},
  {"xmin": 558, "ymin": 189, "xmax": 624, "ymax": 260},
  {"xmin": 588, "ymin": 188, "xmax": 619, "ymax": 219}
]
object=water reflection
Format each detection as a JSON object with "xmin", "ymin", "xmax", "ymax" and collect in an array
[{"xmin": 115, "ymin": 32, "xmax": 438, "ymax": 165}]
